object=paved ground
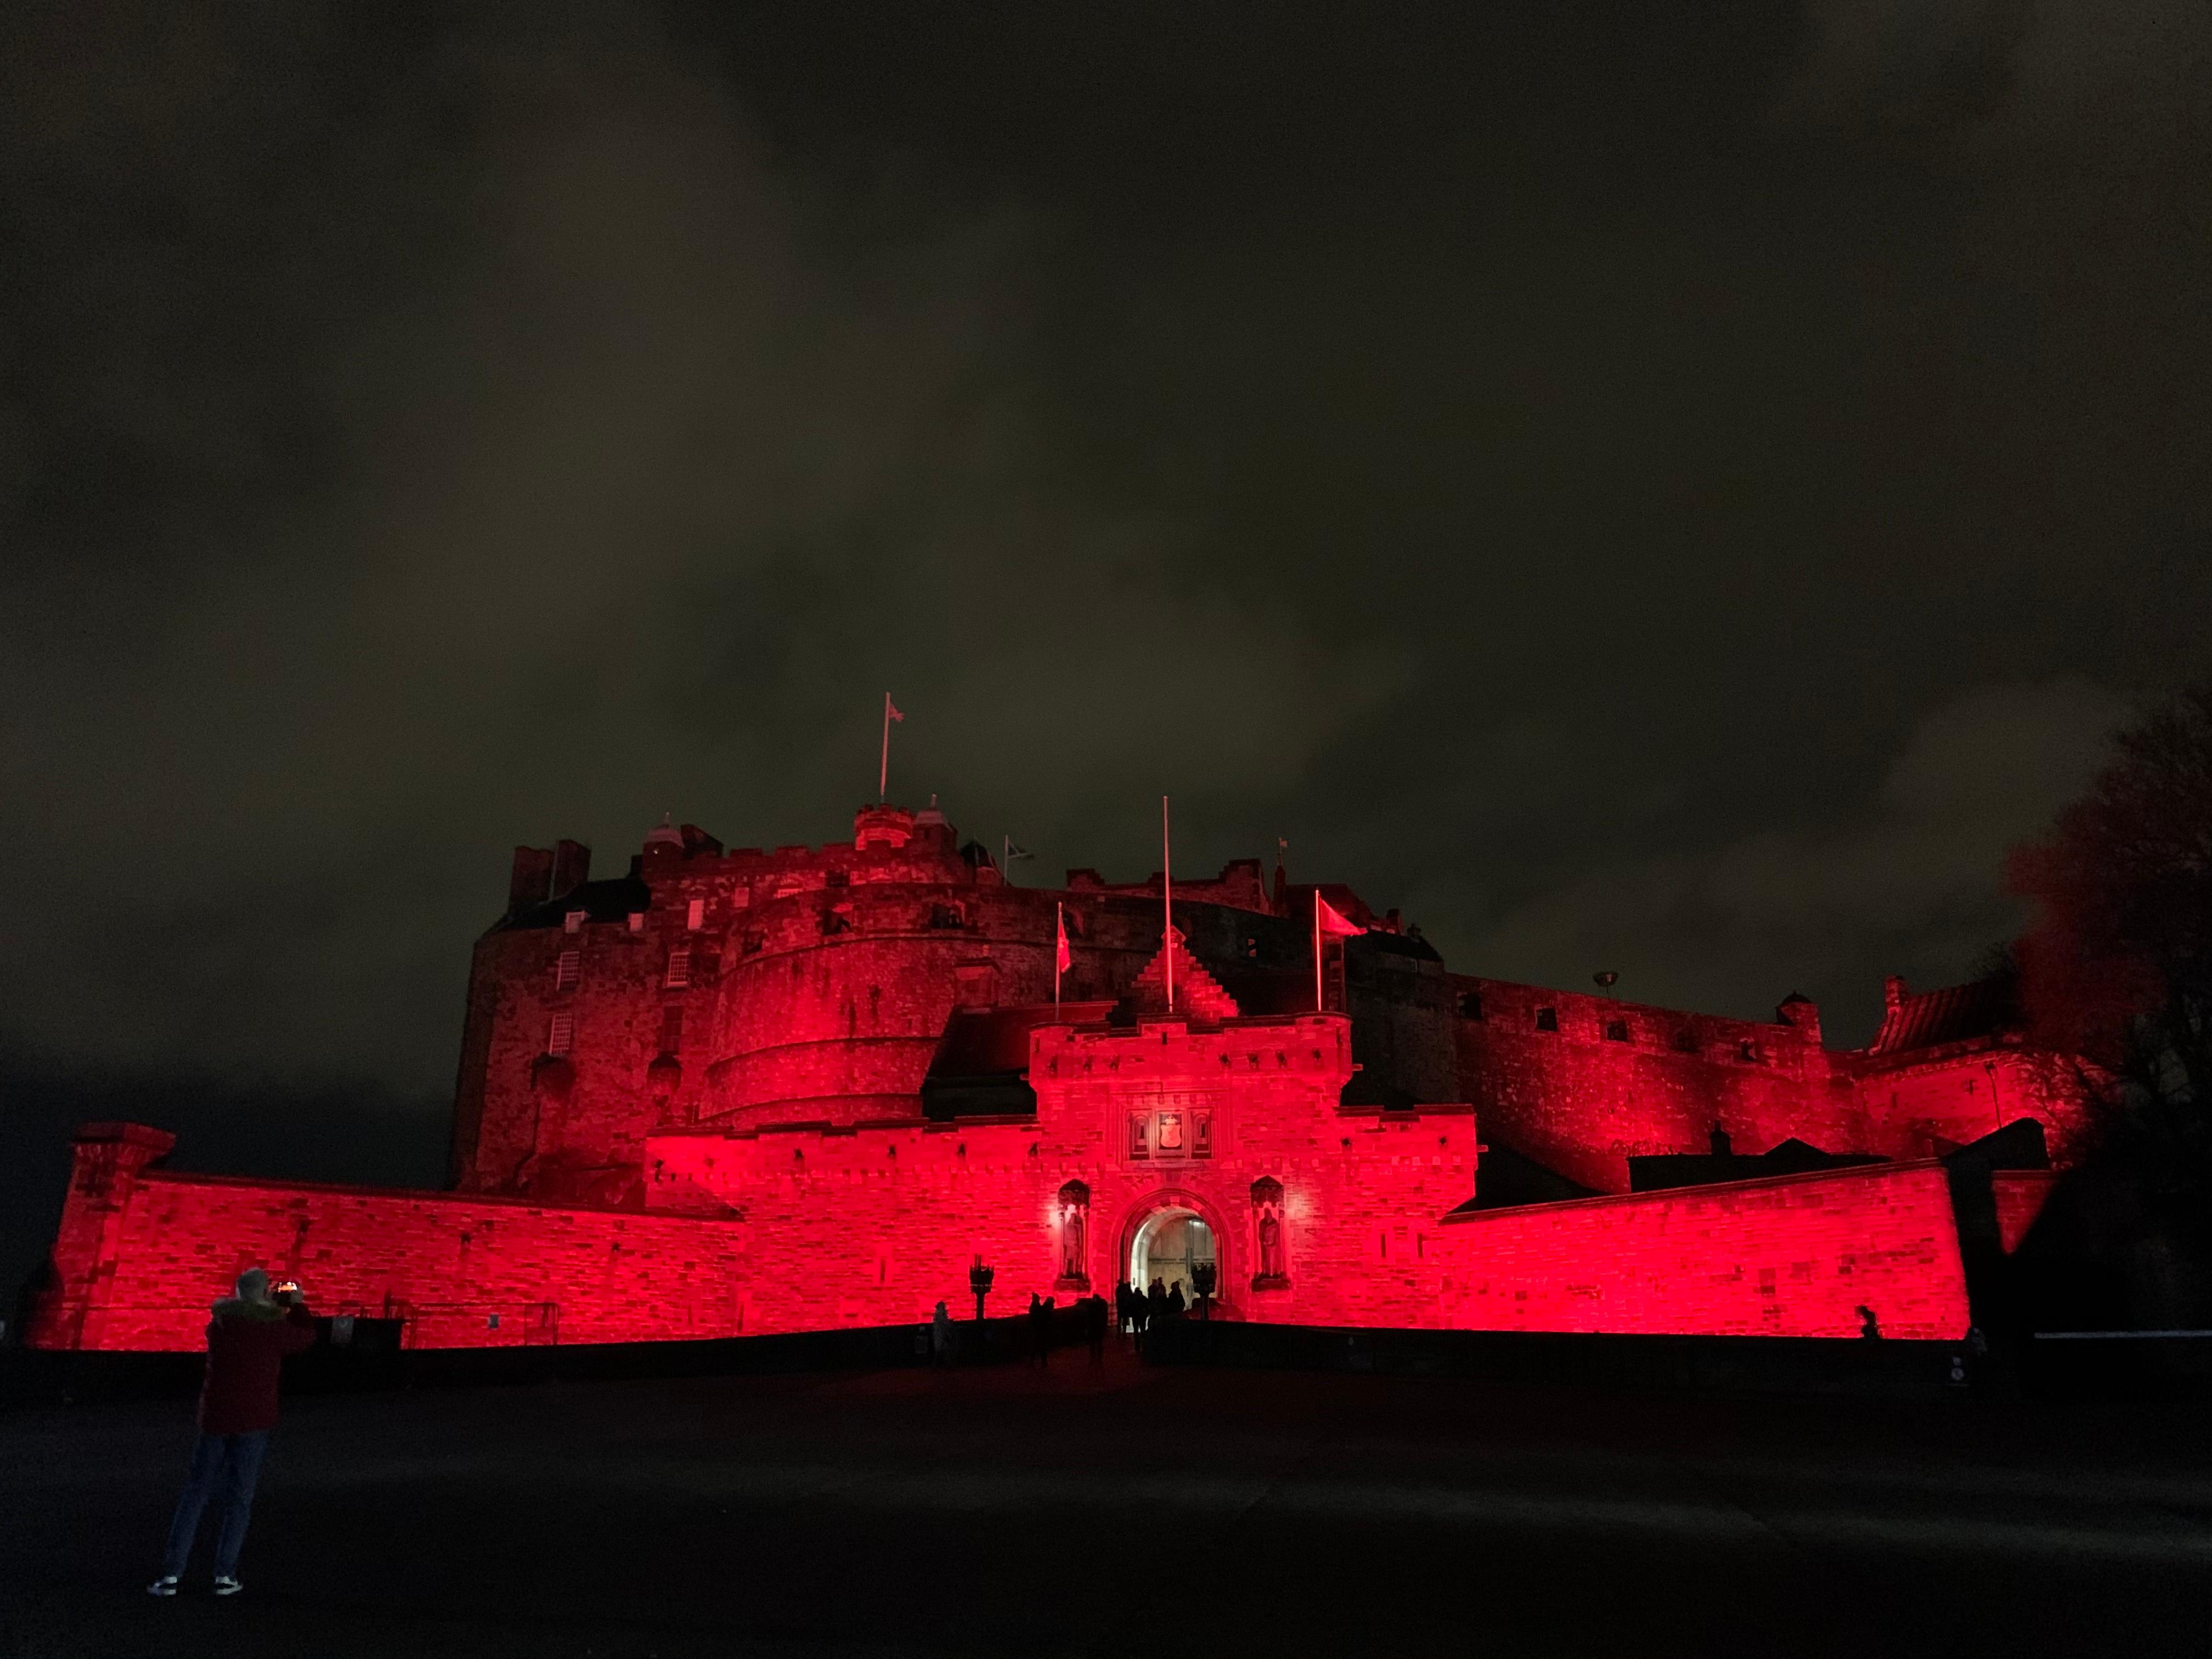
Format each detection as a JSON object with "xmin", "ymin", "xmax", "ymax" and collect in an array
[{"xmin": 4, "ymin": 1345, "xmax": 2210, "ymax": 1658}]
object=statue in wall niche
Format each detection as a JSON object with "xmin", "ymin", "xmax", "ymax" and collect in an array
[
  {"xmin": 1259, "ymin": 1213, "xmax": 1284, "ymax": 1281},
  {"xmin": 1063, "ymin": 1207, "xmax": 1087, "ymax": 1279},
  {"xmin": 1057, "ymin": 1180, "xmax": 1090, "ymax": 1285},
  {"xmin": 1251, "ymin": 1175, "xmax": 1288, "ymax": 1288}
]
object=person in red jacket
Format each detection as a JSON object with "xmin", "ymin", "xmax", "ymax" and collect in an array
[{"xmin": 147, "ymin": 1267, "xmax": 317, "ymax": 1598}]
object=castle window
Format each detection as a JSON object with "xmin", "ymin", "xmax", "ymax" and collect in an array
[
  {"xmin": 1534, "ymin": 1007, "xmax": 1558, "ymax": 1032},
  {"xmin": 1737, "ymin": 1040, "xmax": 1763, "ymax": 1064},
  {"xmin": 554, "ymin": 950, "xmax": 580, "ymax": 992},
  {"xmin": 927, "ymin": 902, "xmax": 966, "ymax": 930},
  {"xmin": 686, "ymin": 898, "xmax": 706, "ymax": 931},
  {"xmin": 1672, "ymin": 1026, "xmax": 1700, "ymax": 1054},
  {"xmin": 626, "ymin": 911, "xmax": 644, "ymax": 934},
  {"xmin": 564, "ymin": 910, "xmax": 586, "ymax": 934},
  {"xmin": 1604, "ymin": 1019, "xmax": 1630, "ymax": 1043},
  {"xmin": 547, "ymin": 1013, "xmax": 574, "ymax": 1056},
  {"xmin": 1459, "ymin": 991, "xmax": 1483, "ymax": 1020},
  {"xmin": 659, "ymin": 1006, "xmax": 684, "ymax": 1056},
  {"xmin": 664, "ymin": 947, "xmax": 691, "ymax": 990}
]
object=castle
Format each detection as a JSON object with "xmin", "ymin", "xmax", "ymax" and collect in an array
[{"xmin": 31, "ymin": 801, "xmax": 2088, "ymax": 1352}]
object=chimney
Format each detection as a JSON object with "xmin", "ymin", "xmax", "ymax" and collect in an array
[
  {"xmin": 1709, "ymin": 1125, "xmax": 1733, "ymax": 1159},
  {"xmin": 550, "ymin": 840, "xmax": 591, "ymax": 899},
  {"xmin": 509, "ymin": 847, "xmax": 555, "ymax": 914}
]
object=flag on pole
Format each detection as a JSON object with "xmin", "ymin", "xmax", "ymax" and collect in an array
[
  {"xmin": 1003, "ymin": 837, "xmax": 1034, "ymax": 864},
  {"xmin": 1161, "ymin": 795, "xmax": 1173, "ymax": 1013},
  {"xmin": 878, "ymin": 693, "xmax": 905, "ymax": 800},
  {"xmin": 1313, "ymin": 890, "xmax": 1362, "ymax": 1012},
  {"xmin": 1055, "ymin": 901, "xmax": 1071, "ymax": 1011},
  {"xmin": 1316, "ymin": 894, "xmax": 1363, "ymax": 938}
]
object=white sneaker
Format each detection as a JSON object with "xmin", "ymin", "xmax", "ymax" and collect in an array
[
  {"xmin": 147, "ymin": 1575, "xmax": 180, "ymax": 1598},
  {"xmin": 212, "ymin": 1576, "xmax": 243, "ymax": 1596}
]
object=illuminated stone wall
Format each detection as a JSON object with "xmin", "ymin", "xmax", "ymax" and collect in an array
[
  {"xmin": 30, "ymin": 1125, "xmax": 752, "ymax": 1352},
  {"xmin": 1435, "ymin": 1161, "xmax": 1975, "ymax": 1339}
]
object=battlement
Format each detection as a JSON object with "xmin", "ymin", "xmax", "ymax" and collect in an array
[
  {"xmin": 1032, "ymin": 1012, "xmax": 1355, "ymax": 1095},
  {"xmin": 1448, "ymin": 974, "xmax": 1825, "ymax": 1065}
]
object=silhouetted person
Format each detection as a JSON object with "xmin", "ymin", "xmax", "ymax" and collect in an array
[
  {"xmin": 931, "ymin": 1300, "xmax": 953, "ymax": 1367},
  {"xmin": 1029, "ymin": 1291, "xmax": 1052, "ymax": 1367},
  {"xmin": 1858, "ymin": 1304, "xmax": 1882, "ymax": 1341},
  {"xmin": 149, "ymin": 1268, "xmax": 316, "ymax": 1598},
  {"xmin": 1166, "ymin": 1281, "xmax": 1187, "ymax": 1319},
  {"xmin": 1114, "ymin": 1278, "xmax": 1135, "ymax": 1344},
  {"xmin": 1084, "ymin": 1292, "xmax": 1109, "ymax": 1364}
]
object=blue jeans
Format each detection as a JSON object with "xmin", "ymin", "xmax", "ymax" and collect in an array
[{"xmin": 161, "ymin": 1430, "xmax": 270, "ymax": 1579}]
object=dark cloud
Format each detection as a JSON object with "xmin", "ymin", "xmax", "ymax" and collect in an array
[{"xmin": 2, "ymin": 3, "xmax": 2206, "ymax": 1289}]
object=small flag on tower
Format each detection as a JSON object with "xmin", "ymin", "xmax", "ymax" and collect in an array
[
  {"xmin": 878, "ymin": 693, "xmax": 905, "ymax": 800},
  {"xmin": 1056, "ymin": 901, "xmax": 1073, "ymax": 1012}
]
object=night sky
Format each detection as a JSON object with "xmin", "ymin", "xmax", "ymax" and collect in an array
[{"xmin": 2, "ymin": 4, "xmax": 2205, "ymax": 1296}]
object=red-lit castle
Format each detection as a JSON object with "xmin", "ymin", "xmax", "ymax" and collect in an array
[{"xmin": 31, "ymin": 802, "xmax": 2089, "ymax": 1352}]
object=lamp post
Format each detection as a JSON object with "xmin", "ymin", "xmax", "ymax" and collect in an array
[{"xmin": 968, "ymin": 1256, "xmax": 995, "ymax": 1325}]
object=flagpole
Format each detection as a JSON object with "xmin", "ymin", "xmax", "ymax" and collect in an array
[
  {"xmin": 878, "ymin": 693, "xmax": 891, "ymax": 801},
  {"xmin": 1313, "ymin": 889, "xmax": 1323, "ymax": 1012},
  {"xmin": 1161, "ymin": 794, "xmax": 1173, "ymax": 1013},
  {"xmin": 1056, "ymin": 901, "xmax": 1064, "ymax": 1013}
]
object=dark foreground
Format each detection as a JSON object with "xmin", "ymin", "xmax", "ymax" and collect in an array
[{"xmin": 5, "ymin": 1344, "xmax": 2209, "ymax": 1659}]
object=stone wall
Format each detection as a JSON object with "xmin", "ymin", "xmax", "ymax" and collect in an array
[
  {"xmin": 1451, "ymin": 977, "xmax": 1864, "ymax": 1193},
  {"xmin": 31, "ymin": 1125, "xmax": 752, "ymax": 1352},
  {"xmin": 1436, "ymin": 1160, "xmax": 1973, "ymax": 1338}
]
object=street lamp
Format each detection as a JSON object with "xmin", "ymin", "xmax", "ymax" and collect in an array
[
  {"xmin": 1192, "ymin": 1260, "xmax": 1217, "ymax": 1322},
  {"xmin": 968, "ymin": 1255, "xmax": 995, "ymax": 1324}
]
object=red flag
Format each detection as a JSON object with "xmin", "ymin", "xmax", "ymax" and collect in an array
[
  {"xmin": 886, "ymin": 697, "xmax": 905, "ymax": 723},
  {"xmin": 1056, "ymin": 906, "xmax": 1073, "ymax": 974},
  {"xmin": 1316, "ymin": 895, "xmax": 1363, "ymax": 937}
]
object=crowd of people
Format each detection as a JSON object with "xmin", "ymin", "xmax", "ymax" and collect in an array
[
  {"xmin": 922, "ymin": 1272, "xmax": 1206, "ymax": 1370},
  {"xmin": 1115, "ymin": 1275, "xmax": 1193, "ymax": 1352}
]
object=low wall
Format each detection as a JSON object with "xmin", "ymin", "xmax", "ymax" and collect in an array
[
  {"xmin": 1436, "ymin": 1160, "xmax": 1972, "ymax": 1339},
  {"xmin": 31, "ymin": 1124, "xmax": 1977, "ymax": 1352},
  {"xmin": 31, "ymin": 1126, "xmax": 754, "ymax": 1351},
  {"xmin": 1143, "ymin": 1321, "xmax": 1972, "ymax": 1397}
]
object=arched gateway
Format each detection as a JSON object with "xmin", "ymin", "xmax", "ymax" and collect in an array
[
  {"xmin": 1122, "ymin": 1193, "xmax": 1226, "ymax": 1307},
  {"xmin": 1132, "ymin": 1208, "xmax": 1214, "ymax": 1294}
]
